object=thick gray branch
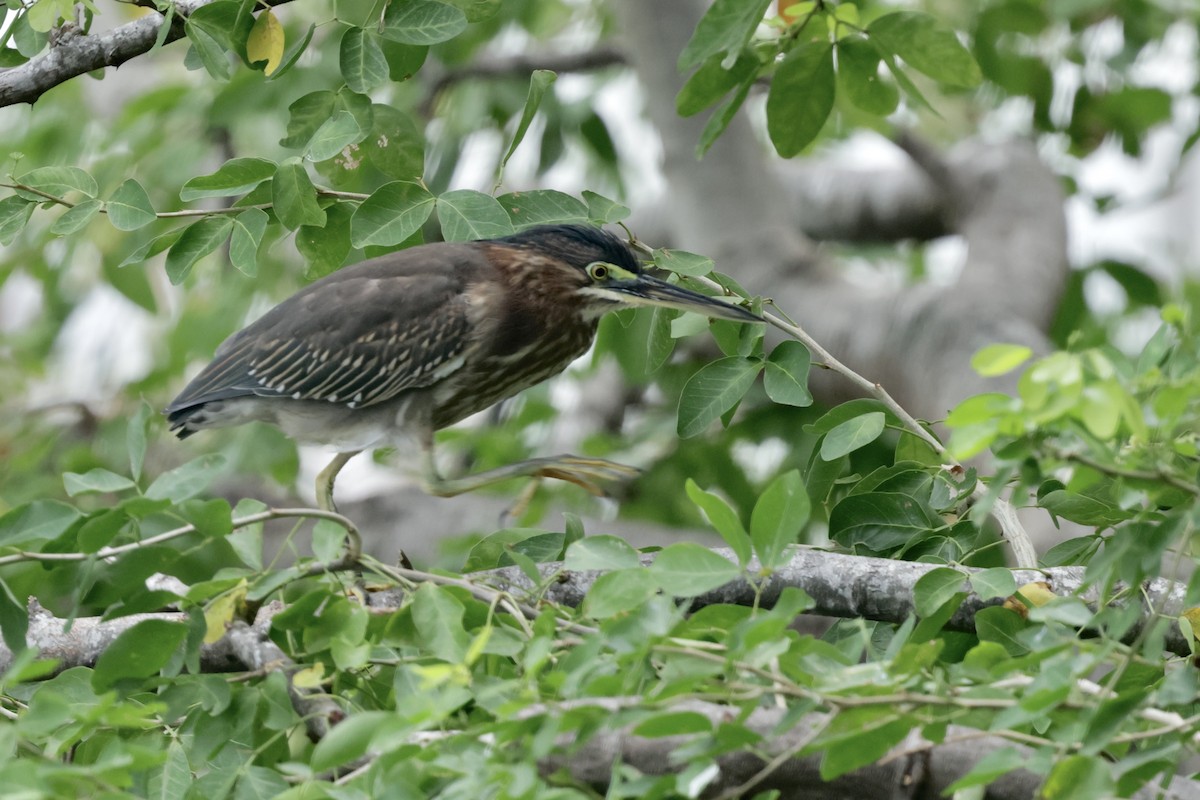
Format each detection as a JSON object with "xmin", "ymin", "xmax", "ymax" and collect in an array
[
  {"xmin": 533, "ymin": 698, "xmax": 1199, "ymax": 800},
  {"xmin": 13, "ymin": 598, "xmax": 340, "ymax": 739},
  {"xmin": 0, "ymin": 0, "xmax": 293, "ymax": 107},
  {"xmin": 475, "ymin": 547, "xmax": 1191, "ymax": 656}
]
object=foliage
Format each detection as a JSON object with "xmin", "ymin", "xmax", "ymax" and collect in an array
[{"xmin": 0, "ymin": 0, "xmax": 1198, "ymax": 797}]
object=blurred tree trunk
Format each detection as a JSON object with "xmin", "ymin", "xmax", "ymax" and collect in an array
[{"xmin": 614, "ymin": 0, "xmax": 1068, "ymax": 425}]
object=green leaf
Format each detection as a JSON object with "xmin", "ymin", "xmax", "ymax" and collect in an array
[
  {"xmin": 411, "ymin": 584, "xmax": 470, "ymax": 662},
  {"xmin": 145, "ymin": 454, "xmax": 227, "ymax": 503},
  {"xmin": 1039, "ymin": 490, "xmax": 1132, "ymax": 527},
  {"xmin": 649, "ymin": 543, "xmax": 741, "ymax": 597},
  {"xmin": 974, "ymin": 606, "xmax": 1027, "ymax": 656},
  {"xmin": 812, "ymin": 707, "xmax": 913, "ymax": 780},
  {"xmin": 128, "ymin": 400, "xmax": 152, "ymax": 482},
  {"xmin": 63, "ymin": 468, "xmax": 137, "ymax": 497},
  {"xmin": 180, "ymin": 158, "xmax": 276, "ymax": 201},
  {"xmin": 970, "ymin": 568, "xmax": 1016, "ymax": 601},
  {"xmin": 270, "ymin": 21, "xmax": 316, "ymax": 80},
  {"xmin": 364, "ymin": 104, "xmax": 424, "ymax": 180},
  {"xmin": 805, "ymin": 399, "xmax": 894, "ymax": 434},
  {"xmin": 340, "ymin": 27, "xmax": 390, "ymax": 94},
  {"xmin": 501, "ymin": 69, "xmax": 556, "ymax": 171},
  {"xmin": 582, "ymin": 190, "xmax": 630, "ymax": 225},
  {"xmin": 0, "ymin": 500, "xmax": 81, "ymax": 547},
  {"xmin": 868, "ymin": 12, "xmax": 982, "ymax": 89},
  {"xmin": 350, "ymin": 180, "xmax": 435, "ymax": 247},
  {"xmin": 971, "ymin": 343, "xmax": 1033, "ymax": 377},
  {"xmin": 234, "ymin": 767, "xmax": 289, "ymax": 800},
  {"xmin": 381, "ymin": 0, "xmax": 467, "ymax": 45},
  {"xmin": 678, "ymin": 0, "xmax": 771, "ymax": 70},
  {"xmin": 164, "ymin": 216, "xmax": 233, "ymax": 284},
  {"xmin": 272, "ymin": 163, "xmax": 327, "ymax": 229},
  {"xmin": 27, "ymin": 0, "xmax": 69, "ymax": 32},
  {"xmin": 563, "ymin": 535, "xmax": 641, "ymax": 571},
  {"xmin": 766, "ymin": 41, "xmax": 835, "ymax": 158},
  {"xmin": 677, "ymin": 52, "xmax": 759, "ymax": 117},
  {"xmin": 92, "ymin": 619, "xmax": 189, "ymax": 691},
  {"xmin": 281, "ymin": 91, "xmax": 338, "ymax": 150},
  {"xmin": 298, "ymin": 202, "xmax": 353, "ymax": 278},
  {"xmin": 77, "ymin": 509, "xmax": 127, "ymax": 553},
  {"xmin": 1098, "ymin": 259, "xmax": 1161, "ymax": 306},
  {"xmin": 185, "ymin": 21, "xmax": 231, "ymax": 80},
  {"xmin": 17, "ymin": 166, "xmax": 98, "ymax": 198},
  {"xmin": 582, "ymin": 569, "xmax": 658, "ymax": 618},
  {"xmin": 0, "ymin": 197, "xmax": 35, "ymax": 245},
  {"xmin": 647, "ymin": 307, "xmax": 678, "ymax": 372},
  {"xmin": 653, "ymin": 248, "xmax": 713, "ymax": 277},
  {"xmin": 944, "ymin": 747, "xmax": 1025, "ymax": 792},
  {"xmin": 913, "ymin": 567, "xmax": 966, "ymax": 617},
  {"xmin": 119, "ymin": 228, "xmax": 183, "ymax": 268},
  {"xmin": 0, "ymin": 578, "xmax": 27, "ymax": 657},
  {"xmin": 496, "ymin": 189, "xmax": 588, "ymax": 229},
  {"xmin": 633, "ymin": 711, "xmax": 713, "ymax": 738},
  {"xmin": 228, "ymin": 208, "xmax": 268, "ymax": 277},
  {"xmin": 1040, "ymin": 755, "xmax": 1115, "ymax": 800},
  {"xmin": 820, "ymin": 411, "xmax": 886, "ymax": 460},
  {"xmin": 306, "ymin": 111, "xmax": 369, "ymax": 163},
  {"xmin": 184, "ymin": 0, "xmax": 246, "ymax": 51},
  {"xmin": 178, "ymin": 498, "xmax": 233, "ymax": 539},
  {"xmin": 749, "ymin": 470, "xmax": 808, "ymax": 569},
  {"xmin": 464, "ymin": 529, "xmax": 563, "ymax": 570},
  {"xmin": 677, "ymin": 356, "xmax": 762, "ymax": 438},
  {"xmin": 310, "ymin": 711, "xmax": 395, "ymax": 772},
  {"xmin": 1081, "ymin": 690, "xmax": 1147, "ymax": 755},
  {"xmin": 696, "ymin": 78, "xmax": 754, "ymax": 157},
  {"xmin": 836, "ymin": 35, "xmax": 899, "ymax": 115},
  {"xmin": 763, "ymin": 341, "xmax": 812, "ymax": 407},
  {"xmin": 49, "ymin": 199, "xmax": 101, "ymax": 235},
  {"xmin": 828, "ymin": 492, "xmax": 941, "ymax": 552},
  {"xmin": 107, "ymin": 179, "xmax": 157, "ymax": 230},
  {"xmin": 685, "ymin": 479, "xmax": 750, "ymax": 566},
  {"xmin": 436, "ymin": 190, "xmax": 515, "ymax": 241}
]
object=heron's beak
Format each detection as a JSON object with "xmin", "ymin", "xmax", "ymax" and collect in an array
[{"xmin": 607, "ymin": 273, "xmax": 760, "ymax": 322}]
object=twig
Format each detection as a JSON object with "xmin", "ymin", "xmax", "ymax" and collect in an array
[
  {"xmin": 420, "ymin": 46, "xmax": 626, "ymax": 115},
  {"xmin": 0, "ymin": 507, "xmax": 361, "ymax": 569},
  {"xmin": 684, "ymin": 269, "xmax": 1038, "ymax": 568}
]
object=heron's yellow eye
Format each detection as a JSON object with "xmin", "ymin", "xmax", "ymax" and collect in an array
[{"xmin": 587, "ymin": 262, "xmax": 610, "ymax": 281}]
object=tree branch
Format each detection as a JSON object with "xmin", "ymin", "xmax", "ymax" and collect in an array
[
  {"xmin": 527, "ymin": 697, "xmax": 1199, "ymax": 800},
  {"xmin": 0, "ymin": 0, "xmax": 296, "ymax": 108}
]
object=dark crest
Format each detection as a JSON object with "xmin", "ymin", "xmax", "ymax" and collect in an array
[{"xmin": 499, "ymin": 225, "xmax": 640, "ymax": 273}]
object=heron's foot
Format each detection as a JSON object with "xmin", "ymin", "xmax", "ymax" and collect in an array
[
  {"xmin": 424, "ymin": 454, "xmax": 641, "ymax": 503},
  {"xmin": 524, "ymin": 456, "xmax": 641, "ymax": 496}
]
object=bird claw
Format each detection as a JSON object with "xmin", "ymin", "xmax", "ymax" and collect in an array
[
  {"xmin": 497, "ymin": 457, "xmax": 641, "ymax": 526},
  {"xmin": 530, "ymin": 456, "xmax": 641, "ymax": 496}
]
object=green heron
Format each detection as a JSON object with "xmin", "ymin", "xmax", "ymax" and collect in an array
[{"xmin": 165, "ymin": 224, "xmax": 758, "ymax": 511}]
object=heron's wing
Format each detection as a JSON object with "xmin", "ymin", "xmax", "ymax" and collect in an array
[{"xmin": 166, "ymin": 268, "xmax": 474, "ymax": 415}]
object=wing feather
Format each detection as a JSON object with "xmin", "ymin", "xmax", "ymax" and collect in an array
[{"xmin": 166, "ymin": 269, "xmax": 473, "ymax": 417}]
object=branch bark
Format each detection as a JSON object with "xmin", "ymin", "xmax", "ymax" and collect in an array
[
  {"xmin": 471, "ymin": 547, "xmax": 1192, "ymax": 657},
  {"xmin": 0, "ymin": 0, "xmax": 294, "ymax": 108},
  {"xmin": 530, "ymin": 697, "xmax": 1199, "ymax": 800}
]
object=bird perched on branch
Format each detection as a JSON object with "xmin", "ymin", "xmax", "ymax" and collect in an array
[{"xmin": 165, "ymin": 224, "xmax": 758, "ymax": 511}]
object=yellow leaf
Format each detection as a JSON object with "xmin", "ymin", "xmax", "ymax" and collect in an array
[
  {"xmin": 247, "ymin": 10, "xmax": 284, "ymax": 75},
  {"xmin": 1181, "ymin": 608, "xmax": 1200, "ymax": 641},
  {"xmin": 292, "ymin": 663, "xmax": 326, "ymax": 689},
  {"xmin": 1003, "ymin": 581, "xmax": 1055, "ymax": 618},
  {"xmin": 203, "ymin": 582, "xmax": 247, "ymax": 644}
]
